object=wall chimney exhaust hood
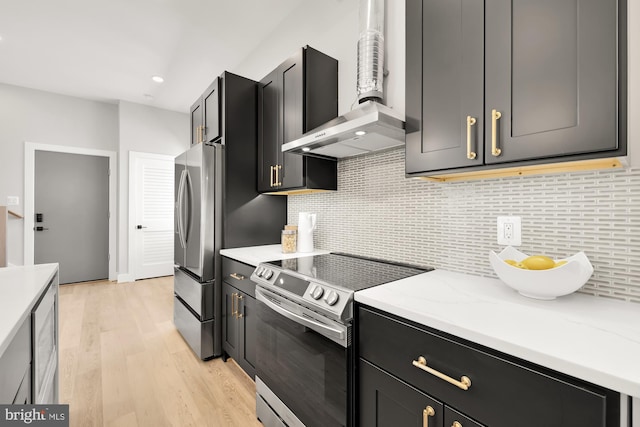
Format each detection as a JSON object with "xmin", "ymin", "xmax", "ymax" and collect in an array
[
  {"xmin": 282, "ymin": 0, "xmax": 404, "ymax": 159},
  {"xmin": 281, "ymin": 101, "xmax": 404, "ymax": 158}
]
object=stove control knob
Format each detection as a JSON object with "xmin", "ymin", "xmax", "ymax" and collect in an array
[
  {"xmin": 263, "ymin": 269, "xmax": 274, "ymax": 280},
  {"xmin": 255, "ymin": 267, "xmax": 264, "ymax": 277},
  {"xmin": 324, "ymin": 291, "xmax": 339, "ymax": 306},
  {"xmin": 311, "ymin": 286, "xmax": 324, "ymax": 300}
]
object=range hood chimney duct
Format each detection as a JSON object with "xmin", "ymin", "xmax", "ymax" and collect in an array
[
  {"xmin": 357, "ymin": 0, "xmax": 385, "ymax": 103},
  {"xmin": 281, "ymin": 0, "xmax": 405, "ymax": 159}
]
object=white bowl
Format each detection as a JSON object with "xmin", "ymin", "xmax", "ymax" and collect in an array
[{"xmin": 489, "ymin": 246, "xmax": 594, "ymax": 300}]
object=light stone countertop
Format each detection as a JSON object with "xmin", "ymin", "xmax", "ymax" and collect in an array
[
  {"xmin": 220, "ymin": 244, "xmax": 330, "ymax": 267},
  {"xmin": 355, "ymin": 269, "xmax": 640, "ymax": 398},
  {"xmin": 0, "ymin": 263, "xmax": 59, "ymax": 357}
]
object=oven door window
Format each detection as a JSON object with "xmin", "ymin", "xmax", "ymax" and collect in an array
[{"xmin": 256, "ymin": 299, "xmax": 348, "ymax": 427}]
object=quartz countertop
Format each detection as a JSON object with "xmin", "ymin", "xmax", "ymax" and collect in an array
[
  {"xmin": 220, "ymin": 244, "xmax": 330, "ymax": 267},
  {"xmin": 0, "ymin": 263, "xmax": 59, "ymax": 357},
  {"xmin": 355, "ymin": 269, "xmax": 640, "ymax": 398}
]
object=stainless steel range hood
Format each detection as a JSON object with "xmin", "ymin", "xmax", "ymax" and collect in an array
[
  {"xmin": 282, "ymin": 0, "xmax": 405, "ymax": 159},
  {"xmin": 281, "ymin": 101, "xmax": 404, "ymax": 158}
]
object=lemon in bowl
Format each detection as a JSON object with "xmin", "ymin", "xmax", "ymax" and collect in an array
[{"xmin": 490, "ymin": 246, "xmax": 594, "ymax": 300}]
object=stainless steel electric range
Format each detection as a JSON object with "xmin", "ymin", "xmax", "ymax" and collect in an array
[{"xmin": 251, "ymin": 253, "xmax": 430, "ymax": 427}]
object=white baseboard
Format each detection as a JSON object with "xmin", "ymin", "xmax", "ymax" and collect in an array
[{"xmin": 117, "ymin": 273, "xmax": 135, "ymax": 283}]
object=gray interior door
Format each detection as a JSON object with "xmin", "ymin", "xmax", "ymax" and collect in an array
[{"xmin": 34, "ymin": 151, "xmax": 109, "ymax": 284}]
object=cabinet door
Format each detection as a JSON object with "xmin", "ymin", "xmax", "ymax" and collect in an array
[
  {"xmin": 280, "ymin": 50, "xmax": 305, "ymax": 190},
  {"xmin": 236, "ymin": 293, "xmax": 256, "ymax": 379},
  {"xmin": 484, "ymin": 0, "xmax": 619, "ymax": 164},
  {"xmin": 221, "ymin": 283, "xmax": 238, "ymax": 359},
  {"xmin": 406, "ymin": 0, "xmax": 484, "ymax": 174},
  {"xmin": 203, "ymin": 78, "xmax": 220, "ymax": 143},
  {"xmin": 359, "ymin": 359, "xmax": 443, "ymax": 427},
  {"xmin": 190, "ymin": 98, "xmax": 203, "ymax": 145},
  {"xmin": 258, "ymin": 70, "xmax": 280, "ymax": 192}
]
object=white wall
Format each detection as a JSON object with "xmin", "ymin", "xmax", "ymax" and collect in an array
[
  {"xmin": 0, "ymin": 83, "xmax": 118, "ymax": 265},
  {"xmin": 117, "ymin": 101, "xmax": 189, "ymax": 280},
  {"xmin": 233, "ymin": 0, "xmax": 406, "ymax": 117}
]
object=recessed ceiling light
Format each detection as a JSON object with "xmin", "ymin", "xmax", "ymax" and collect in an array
[
  {"xmin": 152, "ymin": 75, "xmax": 164, "ymax": 83},
  {"xmin": 302, "ymin": 147, "xmax": 311, "ymax": 152},
  {"xmin": 355, "ymin": 130, "xmax": 366, "ymax": 136}
]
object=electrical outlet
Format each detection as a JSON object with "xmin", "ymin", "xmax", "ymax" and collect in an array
[
  {"xmin": 497, "ymin": 216, "xmax": 522, "ymax": 246},
  {"xmin": 7, "ymin": 196, "xmax": 19, "ymax": 206}
]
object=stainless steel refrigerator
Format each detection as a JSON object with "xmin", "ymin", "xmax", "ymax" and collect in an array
[
  {"xmin": 173, "ymin": 72, "xmax": 286, "ymax": 360},
  {"xmin": 174, "ymin": 142, "xmax": 220, "ymax": 359}
]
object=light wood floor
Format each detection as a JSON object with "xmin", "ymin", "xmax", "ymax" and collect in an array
[{"xmin": 59, "ymin": 276, "xmax": 263, "ymax": 427}]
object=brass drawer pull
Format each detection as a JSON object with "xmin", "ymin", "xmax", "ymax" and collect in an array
[
  {"xmin": 412, "ymin": 356, "xmax": 472, "ymax": 391},
  {"xmin": 423, "ymin": 406, "xmax": 435, "ymax": 427},
  {"xmin": 231, "ymin": 292, "xmax": 238, "ymax": 318},
  {"xmin": 236, "ymin": 294, "xmax": 244, "ymax": 319},
  {"xmin": 230, "ymin": 273, "xmax": 245, "ymax": 281},
  {"xmin": 466, "ymin": 116, "xmax": 477, "ymax": 160},
  {"xmin": 270, "ymin": 165, "xmax": 275, "ymax": 187},
  {"xmin": 452, "ymin": 422, "xmax": 462, "ymax": 427},
  {"xmin": 491, "ymin": 109, "xmax": 502, "ymax": 156}
]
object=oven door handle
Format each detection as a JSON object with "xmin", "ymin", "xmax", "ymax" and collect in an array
[{"xmin": 256, "ymin": 288, "xmax": 347, "ymax": 347}]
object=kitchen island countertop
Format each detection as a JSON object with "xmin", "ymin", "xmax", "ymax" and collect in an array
[
  {"xmin": 356, "ymin": 269, "xmax": 640, "ymax": 399},
  {"xmin": 0, "ymin": 263, "xmax": 59, "ymax": 357},
  {"xmin": 220, "ymin": 244, "xmax": 330, "ymax": 267}
]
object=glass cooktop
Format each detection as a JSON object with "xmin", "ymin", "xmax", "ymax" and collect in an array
[{"xmin": 268, "ymin": 253, "xmax": 430, "ymax": 292}]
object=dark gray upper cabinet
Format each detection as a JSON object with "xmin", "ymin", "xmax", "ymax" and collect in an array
[
  {"xmin": 258, "ymin": 46, "xmax": 338, "ymax": 193},
  {"xmin": 406, "ymin": 0, "xmax": 627, "ymax": 176},
  {"xmin": 190, "ymin": 78, "xmax": 220, "ymax": 145}
]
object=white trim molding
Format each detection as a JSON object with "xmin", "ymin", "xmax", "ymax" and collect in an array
[{"xmin": 24, "ymin": 142, "xmax": 118, "ymax": 281}]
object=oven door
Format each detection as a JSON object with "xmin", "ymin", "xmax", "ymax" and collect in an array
[{"xmin": 255, "ymin": 286, "xmax": 351, "ymax": 427}]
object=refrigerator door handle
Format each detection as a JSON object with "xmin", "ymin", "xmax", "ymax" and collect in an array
[
  {"xmin": 177, "ymin": 169, "xmax": 187, "ymax": 249},
  {"xmin": 185, "ymin": 169, "xmax": 194, "ymax": 244}
]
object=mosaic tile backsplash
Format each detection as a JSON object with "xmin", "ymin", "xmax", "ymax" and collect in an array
[{"xmin": 287, "ymin": 148, "xmax": 640, "ymax": 303}]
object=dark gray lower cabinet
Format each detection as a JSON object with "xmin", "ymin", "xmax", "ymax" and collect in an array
[
  {"xmin": 0, "ymin": 316, "xmax": 31, "ymax": 404},
  {"xmin": 222, "ymin": 258, "xmax": 256, "ymax": 379},
  {"xmin": 357, "ymin": 306, "xmax": 619, "ymax": 427},
  {"xmin": 360, "ymin": 360, "xmax": 485, "ymax": 427}
]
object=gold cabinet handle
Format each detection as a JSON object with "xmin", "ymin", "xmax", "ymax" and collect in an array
[
  {"xmin": 423, "ymin": 406, "xmax": 435, "ymax": 427},
  {"xmin": 276, "ymin": 164, "xmax": 282, "ymax": 186},
  {"xmin": 412, "ymin": 356, "xmax": 472, "ymax": 391},
  {"xmin": 231, "ymin": 292, "xmax": 238, "ymax": 318},
  {"xmin": 230, "ymin": 273, "xmax": 245, "ymax": 281},
  {"xmin": 466, "ymin": 116, "xmax": 477, "ymax": 160},
  {"xmin": 236, "ymin": 294, "xmax": 244, "ymax": 319},
  {"xmin": 452, "ymin": 422, "xmax": 462, "ymax": 427},
  {"xmin": 491, "ymin": 109, "xmax": 502, "ymax": 156},
  {"xmin": 270, "ymin": 165, "xmax": 275, "ymax": 187}
]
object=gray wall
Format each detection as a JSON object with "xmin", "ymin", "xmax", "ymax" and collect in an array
[
  {"xmin": 0, "ymin": 83, "xmax": 118, "ymax": 266},
  {"xmin": 0, "ymin": 84, "xmax": 188, "ymax": 279}
]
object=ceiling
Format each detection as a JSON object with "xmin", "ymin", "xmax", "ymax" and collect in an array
[{"xmin": 0, "ymin": 0, "xmax": 307, "ymax": 113}]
